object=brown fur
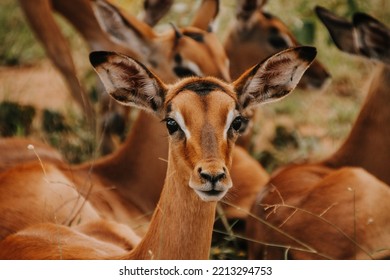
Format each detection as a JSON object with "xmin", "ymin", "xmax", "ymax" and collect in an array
[
  {"xmin": 18, "ymin": 0, "xmax": 231, "ymax": 154},
  {"xmin": 324, "ymin": 64, "xmax": 390, "ymax": 185},
  {"xmin": 247, "ymin": 165, "xmax": 390, "ymax": 259},
  {"xmin": 224, "ymin": 0, "xmax": 329, "ymax": 87},
  {"xmin": 0, "ymin": 47, "xmax": 315, "ymax": 259},
  {"xmin": 2, "ymin": 1, "xmax": 265, "ymax": 231},
  {"xmin": 223, "ymin": 0, "xmax": 329, "ymax": 148},
  {"xmin": 246, "ymin": 8, "xmax": 390, "ymax": 260},
  {"xmin": 0, "ymin": 138, "xmax": 62, "ymax": 173}
]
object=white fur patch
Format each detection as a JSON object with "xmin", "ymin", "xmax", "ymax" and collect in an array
[
  {"xmin": 183, "ymin": 60, "xmax": 204, "ymax": 77},
  {"xmin": 223, "ymin": 109, "xmax": 235, "ymax": 139},
  {"xmin": 174, "ymin": 111, "xmax": 191, "ymax": 139}
]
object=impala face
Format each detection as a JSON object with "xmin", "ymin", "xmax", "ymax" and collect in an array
[
  {"xmin": 90, "ymin": 46, "xmax": 317, "ymax": 203},
  {"xmin": 163, "ymin": 79, "xmax": 241, "ymax": 201},
  {"xmin": 225, "ymin": 0, "xmax": 329, "ymax": 88},
  {"xmin": 93, "ymin": 0, "xmax": 230, "ymax": 83},
  {"xmin": 171, "ymin": 27, "xmax": 231, "ymax": 82}
]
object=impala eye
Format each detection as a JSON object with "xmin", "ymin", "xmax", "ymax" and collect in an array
[
  {"xmin": 230, "ymin": 116, "xmax": 244, "ymax": 132},
  {"xmin": 165, "ymin": 118, "xmax": 180, "ymax": 135}
]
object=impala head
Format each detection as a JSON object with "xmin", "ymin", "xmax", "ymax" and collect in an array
[
  {"xmin": 89, "ymin": 46, "xmax": 316, "ymax": 202},
  {"xmin": 92, "ymin": 0, "xmax": 230, "ymax": 83},
  {"xmin": 224, "ymin": 0, "xmax": 329, "ymax": 89},
  {"xmin": 315, "ymin": 6, "xmax": 390, "ymax": 64}
]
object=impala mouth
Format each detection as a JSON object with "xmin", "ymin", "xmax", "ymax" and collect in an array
[
  {"xmin": 201, "ymin": 189, "xmax": 223, "ymax": 196},
  {"xmin": 194, "ymin": 188, "xmax": 228, "ymax": 202}
]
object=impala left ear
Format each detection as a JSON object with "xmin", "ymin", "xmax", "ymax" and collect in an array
[
  {"xmin": 233, "ymin": 46, "xmax": 317, "ymax": 110},
  {"xmin": 90, "ymin": 51, "xmax": 167, "ymax": 117}
]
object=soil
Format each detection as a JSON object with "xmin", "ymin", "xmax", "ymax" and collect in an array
[{"xmin": 0, "ymin": 60, "xmax": 79, "ymax": 114}]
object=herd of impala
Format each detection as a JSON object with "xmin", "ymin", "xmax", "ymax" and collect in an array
[{"xmin": 0, "ymin": 0, "xmax": 388, "ymax": 260}]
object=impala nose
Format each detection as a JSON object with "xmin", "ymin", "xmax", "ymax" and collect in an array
[
  {"xmin": 190, "ymin": 162, "xmax": 232, "ymax": 202},
  {"xmin": 198, "ymin": 168, "xmax": 226, "ymax": 185}
]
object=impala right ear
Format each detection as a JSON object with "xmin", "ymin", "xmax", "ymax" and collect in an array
[
  {"xmin": 233, "ymin": 47, "xmax": 316, "ymax": 110},
  {"xmin": 315, "ymin": 6, "xmax": 358, "ymax": 55},
  {"xmin": 89, "ymin": 51, "xmax": 167, "ymax": 116}
]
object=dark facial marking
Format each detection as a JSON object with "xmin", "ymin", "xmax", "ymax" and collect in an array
[
  {"xmin": 183, "ymin": 31, "xmax": 204, "ymax": 42},
  {"xmin": 262, "ymin": 11, "xmax": 274, "ymax": 20},
  {"xmin": 173, "ymin": 66, "xmax": 198, "ymax": 78},
  {"xmin": 268, "ymin": 35, "xmax": 289, "ymax": 49},
  {"xmin": 174, "ymin": 53, "xmax": 182, "ymax": 64},
  {"xmin": 181, "ymin": 80, "xmax": 225, "ymax": 96}
]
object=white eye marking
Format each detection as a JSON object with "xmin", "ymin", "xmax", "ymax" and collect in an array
[
  {"xmin": 281, "ymin": 33, "xmax": 294, "ymax": 47},
  {"xmin": 183, "ymin": 60, "xmax": 204, "ymax": 77},
  {"xmin": 223, "ymin": 109, "xmax": 235, "ymax": 139},
  {"xmin": 174, "ymin": 111, "xmax": 191, "ymax": 139}
]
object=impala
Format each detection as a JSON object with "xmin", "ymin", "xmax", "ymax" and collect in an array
[
  {"xmin": 246, "ymin": 7, "xmax": 390, "ymax": 260},
  {"xmin": 222, "ymin": 0, "xmax": 330, "ymax": 147},
  {"xmin": 18, "ymin": 0, "xmax": 230, "ymax": 152},
  {"xmin": 0, "ymin": 46, "xmax": 316, "ymax": 259},
  {"xmin": 0, "ymin": 0, "xmax": 270, "ymax": 239},
  {"xmin": 223, "ymin": 0, "xmax": 329, "ymax": 87}
]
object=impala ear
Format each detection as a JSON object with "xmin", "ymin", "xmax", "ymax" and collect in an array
[
  {"xmin": 315, "ymin": 6, "xmax": 357, "ymax": 55},
  {"xmin": 89, "ymin": 51, "xmax": 167, "ymax": 116},
  {"xmin": 233, "ymin": 47, "xmax": 316, "ymax": 110},
  {"xmin": 353, "ymin": 12, "xmax": 390, "ymax": 63},
  {"xmin": 256, "ymin": 0, "xmax": 268, "ymax": 10},
  {"xmin": 92, "ymin": 0, "xmax": 156, "ymax": 56},
  {"xmin": 142, "ymin": 0, "xmax": 174, "ymax": 27},
  {"xmin": 190, "ymin": 0, "xmax": 219, "ymax": 31},
  {"xmin": 236, "ymin": 0, "xmax": 267, "ymax": 20}
]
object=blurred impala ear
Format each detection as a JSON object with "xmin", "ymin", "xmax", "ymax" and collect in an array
[
  {"xmin": 92, "ymin": 0, "xmax": 156, "ymax": 56},
  {"xmin": 142, "ymin": 0, "xmax": 174, "ymax": 27},
  {"xmin": 236, "ymin": 0, "xmax": 266, "ymax": 20},
  {"xmin": 90, "ymin": 51, "xmax": 167, "ymax": 116},
  {"xmin": 233, "ymin": 47, "xmax": 317, "ymax": 110},
  {"xmin": 190, "ymin": 0, "xmax": 219, "ymax": 31},
  {"xmin": 315, "ymin": 6, "xmax": 357, "ymax": 55},
  {"xmin": 353, "ymin": 12, "xmax": 390, "ymax": 63}
]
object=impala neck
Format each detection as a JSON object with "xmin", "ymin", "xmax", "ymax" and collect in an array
[
  {"xmin": 325, "ymin": 64, "xmax": 390, "ymax": 185},
  {"xmin": 91, "ymin": 111, "xmax": 168, "ymax": 213},
  {"xmin": 125, "ymin": 151, "xmax": 217, "ymax": 260}
]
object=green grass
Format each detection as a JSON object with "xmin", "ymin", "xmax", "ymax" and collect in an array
[{"xmin": 0, "ymin": 0, "xmax": 45, "ymax": 65}]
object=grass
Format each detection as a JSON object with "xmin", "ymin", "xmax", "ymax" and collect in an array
[
  {"xmin": 0, "ymin": 0, "xmax": 389, "ymax": 260},
  {"xmin": 0, "ymin": 0, "xmax": 45, "ymax": 65}
]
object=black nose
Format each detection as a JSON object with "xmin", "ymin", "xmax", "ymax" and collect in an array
[{"xmin": 198, "ymin": 169, "xmax": 226, "ymax": 185}]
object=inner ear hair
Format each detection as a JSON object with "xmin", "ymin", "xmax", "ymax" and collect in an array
[
  {"xmin": 90, "ymin": 51, "xmax": 167, "ymax": 116},
  {"xmin": 233, "ymin": 46, "xmax": 317, "ymax": 109}
]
